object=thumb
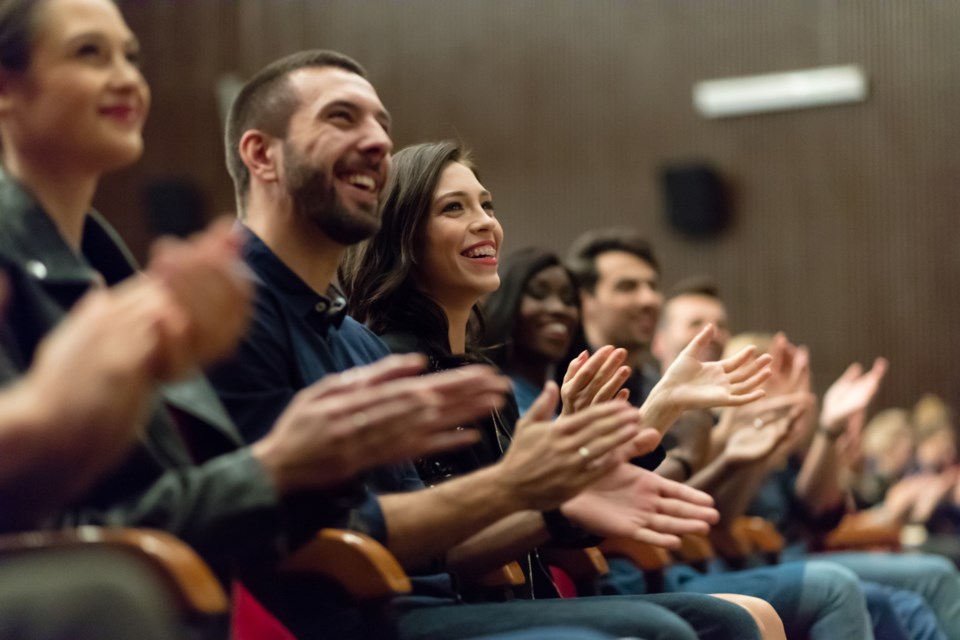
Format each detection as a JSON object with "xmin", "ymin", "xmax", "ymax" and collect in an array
[
  {"xmin": 681, "ymin": 324, "xmax": 715, "ymax": 361},
  {"xmin": 518, "ymin": 381, "xmax": 559, "ymax": 428}
]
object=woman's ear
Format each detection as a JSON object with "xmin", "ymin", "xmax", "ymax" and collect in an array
[{"xmin": 239, "ymin": 129, "xmax": 280, "ymax": 187}]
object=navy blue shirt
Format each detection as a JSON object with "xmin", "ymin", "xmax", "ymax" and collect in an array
[{"xmin": 207, "ymin": 228, "xmax": 457, "ymax": 606}]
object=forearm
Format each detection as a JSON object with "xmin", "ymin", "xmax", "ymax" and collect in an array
[
  {"xmin": 446, "ymin": 510, "xmax": 550, "ymax": 581},
  {"xmin": 677, "ymin": 448, "xmax": 771, "ymax": 524},
  {"xmin": 795, "ymin": 430, "xmax": 845, "ymax": 514},
  {"xmin": 0, "ymin": 384, "xmax": 101, "ymax": 528},
  {"xmin": 709, "ymin": 463, "xmax": 771, "ymax": 524},
  {"xmin": 639, "ymin": 396, "xmax": 683, "ymax": 437},
  {"xmin": 380, "ymin": 464, "xmax": 527, "ymax": 568}
]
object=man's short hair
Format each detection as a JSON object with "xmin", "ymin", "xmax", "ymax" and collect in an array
[
  {"xmin": 665, "ymin": 275, "xmax": 720, "ymax": 302},
  {"xmin": 224, "ymin": 50, "xmax": 367, "ymax": 211},
  {"xmin": 565, "ymin": 228, "xmax": 659, "ymax": 293}
]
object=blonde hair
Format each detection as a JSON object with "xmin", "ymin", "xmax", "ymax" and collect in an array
[
  {"xmin": 723, "ymin": 332, "xmax": 773, "ymax": 359},
  {"xmin": 863, "ymin": 409, "xmax": 913, "ymax": 458},
  {"xmin": 913, "ymin": 394, "xmax": 954, "ymax": 442}
]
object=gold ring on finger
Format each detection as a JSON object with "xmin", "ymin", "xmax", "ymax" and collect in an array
[
  {"xmin": 578, "ymin": 446, "xmax": 591, "ymax": 459},
  {"xmin": 353, "ymin": 411, "xmax": 369, "ymax": 427},
  {"xmin": 753, "ymin": 418, "xmax": 764, "ymax": 430}
]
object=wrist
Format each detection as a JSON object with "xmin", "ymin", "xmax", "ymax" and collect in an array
[
  {"xmin": 544, "ymin": 507, "xmax": 605, "ymax": 546},
  {"xmin": 251, "ymin": 435, "xmax": 295, "ymax": 495},
  {"xmin": 817, "ymin": 423, "xmax": 844, "ymax": 442},
  {"xmin": 487, "ymin": 462, "xmax": 533, "ymax": 513}
]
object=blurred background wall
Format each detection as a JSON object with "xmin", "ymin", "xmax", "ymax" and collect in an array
[{"xmin": 105, "ymin": 0, "xmax": 960, "ymax": 411}]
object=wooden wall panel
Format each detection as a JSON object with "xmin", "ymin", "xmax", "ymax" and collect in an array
[{"xmin": 108, "ymin": 0, "xmax": 960, "ymax": 411}]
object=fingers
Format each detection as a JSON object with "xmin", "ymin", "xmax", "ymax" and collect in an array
[
  {"xmin": 723, "ymin": 389, "xmax": 766, "ymax": 407},
  {"xmin": 562, "ymin": 346, "xmax": 616, "ymax": 403},
  {"xmin": 633, "ymin": 529, "xmax": 682, "ymax": 549},
  {"xmin": 656, "ymin": 476, "xmax": 716, "ymax": 508},
  {"xmin": 626, "ymin": 427, "xmax": 662, "ymax": 458},
  {"xmin": 562, "ymin": 351, "xmax": 588, "ymax": 384},
  {"xmin": 614, "ymin": 388, "xmax": 631, "ymax": 402},
  {"xmin": 592, "ymin": 365, "xmax": 631, "ymax": 403},
  {"xmin": 554, "ymin": 400, "xmax": 636, "ymax": 438},
  {"xmin": 730, "ymin": 365, "xmax": 772, "ymax": 396},
  {"xmin": 720, "ymin": 345, "xmax": 757, "ymax": 374},
  {"xmin": 580, "ymin": 421, "xmax": 644, "ymax": 465},
  {"xmin": 681, "ymin": 324, "xmax": 716, "ymax": 362},
  {"xmin": 583, "ymin": 348, "xmax": 628, "ymax": 401},
  {"xmin": 646, "ymin": 513, "xmax": 711, "ymax": 538},
  {"xmin": 728, "ymin": 353, "xmax": 772, "ymax": 385},
  {"xmin": 421, "ymin": 365, "xmax": 510, "ymax": 397},
  {"xmin": 869, "ymin": 357, "xmax": 889, "ymax": 380},
  {"xmin": 839, "ymin": 361, "xmax": 863, "ymax": 383},
  {"xmin": 346, "ymin": 354, "xmax": 429, "ymax": 387}
]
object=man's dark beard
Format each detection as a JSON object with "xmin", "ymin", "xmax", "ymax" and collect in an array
[{"xmin": 283, "ymin": 144, "xmax": 381, "ymax": 246}]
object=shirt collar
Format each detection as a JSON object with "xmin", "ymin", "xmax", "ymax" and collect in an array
[{"xmin": 240, "ymin": 225, "xmax": 348, "ymax": 333}]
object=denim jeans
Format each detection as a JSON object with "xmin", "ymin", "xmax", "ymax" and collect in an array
[
  {"xmin": 794, "ymin": 550, "xmax": 960, "ymax": 640},
  {"xmin": 600, "ymin": 557, "xmax": 874, "ymax": 640}
]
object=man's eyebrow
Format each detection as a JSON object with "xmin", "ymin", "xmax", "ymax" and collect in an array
[{"xmin": 322, "ymin": 99, "xmax": 391, "ymax": 129}]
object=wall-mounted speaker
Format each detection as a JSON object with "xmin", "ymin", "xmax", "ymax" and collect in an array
[{"xmin": 660, "ymin": 163, "xmax": 730, "ymax": 238}]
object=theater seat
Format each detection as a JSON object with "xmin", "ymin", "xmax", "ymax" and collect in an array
[
  {"xmin": 0, "ymin": 527, "xmax": 227, "ymax": 619},
  {"xmin": 823, "ymin": 512, "xmax": 902, "ymax": 552}
]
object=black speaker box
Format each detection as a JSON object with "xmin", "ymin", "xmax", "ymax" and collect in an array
[{"xmin": 660, "ymin": 163, "xmax": 729, "ymax": 238}]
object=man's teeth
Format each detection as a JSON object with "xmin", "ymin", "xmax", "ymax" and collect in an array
[
  {"xmin": 346, "ymin": 174, "xmax": 376, "ymax": 191},
  {"xmin": 462, "ymin": 246, "xmax": 496, "ymax": 258}
]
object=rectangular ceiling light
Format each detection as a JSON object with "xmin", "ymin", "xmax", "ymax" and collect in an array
[{"xmin": 693, "ymin": 65, "xmax": 868, "ymax": 119}]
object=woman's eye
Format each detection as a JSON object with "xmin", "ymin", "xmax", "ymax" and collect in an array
[
  {"xmin": 525, "ymin": 285, "xmax": 548, "ymax": 300},
  {"xmin": 482, "ymin": 200, "xmax": 496, "ymax": 214},
  {"xmin": 125, "ymin": 50, "xmax": 142, "ymax": 67},
  {"xmin": 441, "ymin": 202, "xmax": 464, "ymax": 214}
]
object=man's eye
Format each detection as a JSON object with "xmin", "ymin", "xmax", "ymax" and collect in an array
[{"xmin": 77, "ymin": 43, "xmax": 102, "ymax": 57}]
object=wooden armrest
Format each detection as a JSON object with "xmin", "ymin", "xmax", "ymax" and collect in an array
[
  {"xmin": 733, "ymin": 517, "xmax": 785, "ymax": 555},
  {"xmin": 599, "ymin": 537, "xmax": 672, "ymax": 571},
  {"xmin": 280, "ymin": 529, "xmax": 411, "ymax": 599},
  {"xmin": 823, "ymin": 513, "xmax": 901, "ymax": 552},
  {"xmin": 0, "ymin": 527, "xmax": 227, "ymax": 617},
  {"xmin": 477, "ymin": 561, "xmax": 526, "ymax": 587},
  {"xmin": 709, "ymin": 525, "xmax": 753, "ymax": 561},
  {"xmin": 538, "ymin": 547, "xmax": 609, "ymax": 581},
  {"xmin": 675, "ymin": 533, "xmax": 714, "ymax": 564}
]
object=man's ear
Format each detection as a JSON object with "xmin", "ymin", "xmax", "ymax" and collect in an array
[{"xmin": 239, "ymin": 130, "xmax": 281, "ymax": 186}]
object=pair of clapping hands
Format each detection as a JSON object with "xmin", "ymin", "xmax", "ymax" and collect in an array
[{"xmin": 711, "ymin": 332, "xmax": 888, "ymax": 471}]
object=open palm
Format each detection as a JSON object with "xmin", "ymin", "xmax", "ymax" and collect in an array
[
  {"xmin": 648, "ymin": 324, "xmax": 772, "ymax": 417},
  {"xmin": 820, "ymin": 358, "xmax": 889, "ymax": 431},
  {"xmin": 561, "ymin": 463, "xmax": 719, "ymax": 548}
]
